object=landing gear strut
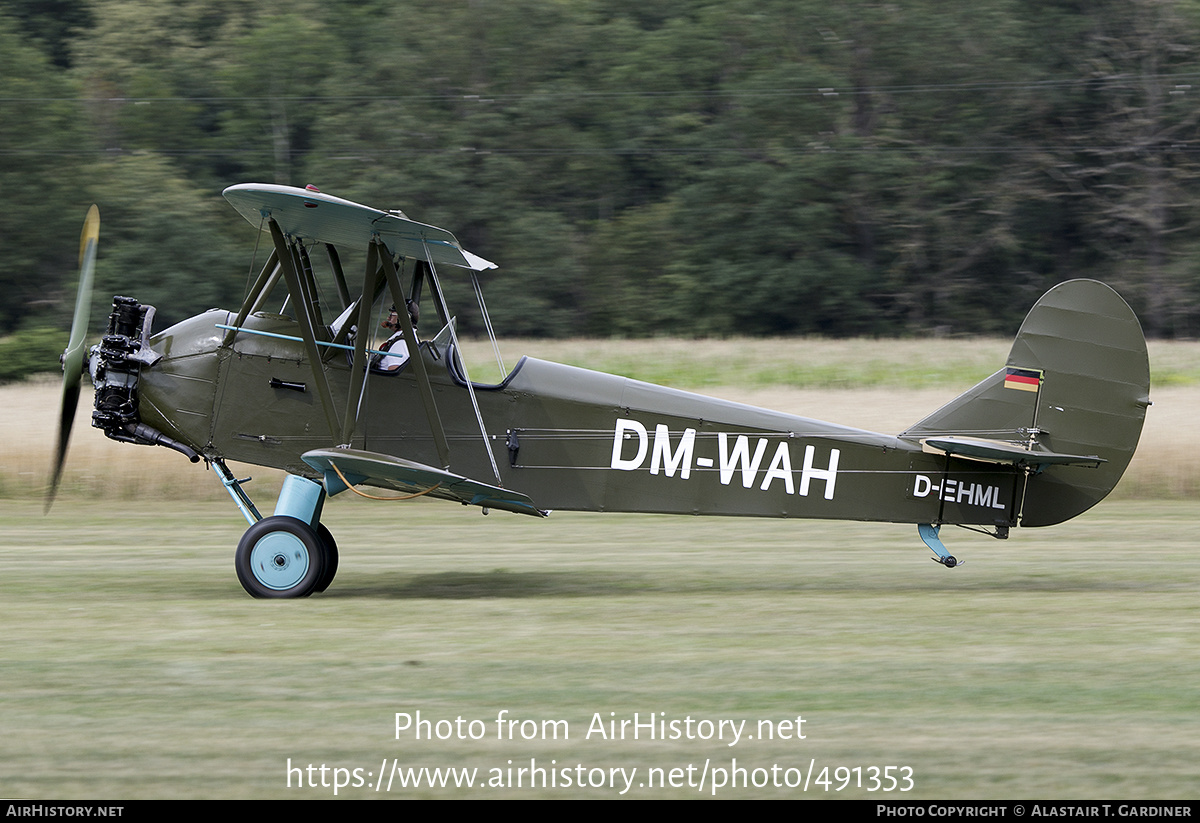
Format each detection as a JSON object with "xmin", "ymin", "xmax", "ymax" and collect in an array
[{"xmin": 918, "ymin": 523, "xmax": 960, "ymax": 568}]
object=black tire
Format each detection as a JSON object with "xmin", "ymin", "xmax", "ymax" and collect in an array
[
  {"xmin": 235, "ymin": 516, "xmax": 326, "ymax": 599},
  {"xmin": 314, "ymin": 523, "xmax": 339, "ymax": 593}
]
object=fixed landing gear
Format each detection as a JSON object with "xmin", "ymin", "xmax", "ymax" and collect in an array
[
  {"xmin": 235, "ymin": 515, "xmax": 334, "ymax": 598},
  {"xmin": 216, "ymin": 464, "xmax": 340, "ymax": 598},
  {"xmin": 314, "ymin": 523, "xmax": 338, "ymax": 594},
  {"xmin": 917, "ymin": 523, "xmax": 961, "ymax": 569}
]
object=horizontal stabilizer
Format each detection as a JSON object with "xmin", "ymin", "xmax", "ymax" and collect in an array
[
  {"xmin": 921, "ymin": 436, "xmax": 1104, "ymax": 469},
  {"xmin": 302, "ymin": 448, "xmax": 545, "ymax": 517}
]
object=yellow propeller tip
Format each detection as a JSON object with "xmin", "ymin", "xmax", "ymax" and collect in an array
[{"xmin": 78, "ymin": 204, "xmax": 99, "ymax": 266}]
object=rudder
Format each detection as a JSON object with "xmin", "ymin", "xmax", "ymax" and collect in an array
[{"xmin": 903, "ymin": 280, "xmax": 1150, "ymax": 527}]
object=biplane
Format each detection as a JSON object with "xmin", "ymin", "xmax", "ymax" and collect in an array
[{"xmin": 50, "ymin": 184, "xmax": 1151, "ymax": 597}]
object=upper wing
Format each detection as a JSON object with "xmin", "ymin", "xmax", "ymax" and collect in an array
[{"xmin": 223, "ymin": 183, "xmax": 497, "ymax": 272}]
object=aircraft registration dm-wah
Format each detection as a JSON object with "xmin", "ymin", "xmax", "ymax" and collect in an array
[{"xmin": 49, "ymin": 184, "xmax": 1151, "ymax": 597}]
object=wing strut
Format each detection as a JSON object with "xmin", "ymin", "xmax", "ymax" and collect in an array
[
  {"xmin": 268, "ymin": 218, "xmax": 342, "ymax": 443},
  {"xmin": 222, "ymin": 248, "xmax": 279, "ymax": 348},
  {"xmin": 339, "ymin": 243, "xmax": 381, "ymax": 446},
  {"xmin": 290, "ymin": 240, "xmax": 327, "ymax": 330},
  {"xmin": 377, "ymin": 242, "xmax": 453, "ymax": 470},
  {"xmin": 325, "ymin": 244, "xmax": 351, "ymax": 311},
  {"xmin": 423, "ymin": 240, "xmax": 504, "ymax": 486}
]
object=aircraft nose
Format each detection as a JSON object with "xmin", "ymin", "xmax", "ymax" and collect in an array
[{"xmin": 90, "ymin": 297, "xmax": 200, "ymax": 463}]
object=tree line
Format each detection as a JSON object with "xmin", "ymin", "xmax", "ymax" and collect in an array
[{"xmin": 3, "ymin": 0, "xmax": 1200, "ymax": 377}]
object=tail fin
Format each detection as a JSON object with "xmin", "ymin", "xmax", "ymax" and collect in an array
[{"xmin": 903, "ymin": 280, "xmax": 1150, "ymax": 527}]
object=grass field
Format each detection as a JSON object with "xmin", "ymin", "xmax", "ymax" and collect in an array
[
  {"xmin": 2, "ymin": 337, "xmax": 1198, "ymax": 798},
  {"xmin": 2, "ymin": 500, "xmax": 1197, "ymax": 798}
]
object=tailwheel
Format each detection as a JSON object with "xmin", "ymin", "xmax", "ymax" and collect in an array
[
  {"xmin": 917, "ymin": 523, "xmax": 963, "ymax": 569},
  {"xmin": 236, "ymin": 516, "xmax": 329, "ymax": 598}
]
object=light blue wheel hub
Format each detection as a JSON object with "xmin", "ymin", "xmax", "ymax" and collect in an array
[
  {"xmin": 230, "ymin": 475, "xmax": 333, "ymax": 598},
  {"xmin": 249, "ymin": 530, "xmax": 311, "ymax": 591}
]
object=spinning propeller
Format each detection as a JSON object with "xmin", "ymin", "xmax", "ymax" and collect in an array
[{"xmin": 46, "ymin": 205, "xmax": 99, "ymax": 512}]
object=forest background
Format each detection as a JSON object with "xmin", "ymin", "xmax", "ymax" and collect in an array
[{"xmin": 4, "ymin": 0, "xmax": 1200, "ymax": 382}]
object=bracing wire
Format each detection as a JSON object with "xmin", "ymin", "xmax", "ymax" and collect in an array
[
  {"xmin": 470, "ymin": 270, "xmax": 506, "ymax": 378},
  {"xmin": 424, "ymin": 240, "xmax": 504, "ymax": 486}
]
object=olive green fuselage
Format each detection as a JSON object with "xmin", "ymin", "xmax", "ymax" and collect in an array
[{"xmin": 137, "ymin": 309, "xmax": 1020, "ymax": 527}]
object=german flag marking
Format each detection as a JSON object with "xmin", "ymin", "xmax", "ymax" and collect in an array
[{"xmin": 1004, "ymin": 367, "xmax": 1042, "ymax": 392}]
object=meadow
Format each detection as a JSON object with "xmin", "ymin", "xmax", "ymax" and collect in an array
[{"xmin": 1, "ymin": 337, "xmax": 1197, "ymax": 798}]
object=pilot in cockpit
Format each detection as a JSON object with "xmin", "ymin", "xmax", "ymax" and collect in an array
[{"xmin": 375, "ymin": 300, "xmax": 419, "ymax": 372}]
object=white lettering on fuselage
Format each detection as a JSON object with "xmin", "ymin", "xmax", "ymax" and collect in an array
[
  {"xmin": 912, "ymin": 474, "xmax": 1006, "ymax": 509},
  {"xmin": 610, "ymin": 418, "xmax": 839, "ymax": 500}
]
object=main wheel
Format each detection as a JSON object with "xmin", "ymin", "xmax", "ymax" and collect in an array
[
  {"xmin": 235, "ymin": 516, "xmax": 326, "ymax": 599},
  {"xmin": 314, "ymin": 524, "xmax": 339, "ymax": 593}
]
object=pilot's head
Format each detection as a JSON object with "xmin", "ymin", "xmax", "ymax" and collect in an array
[{"xmin": 382, "ymin": 300, "xmax": 419, "ymax": 331}]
